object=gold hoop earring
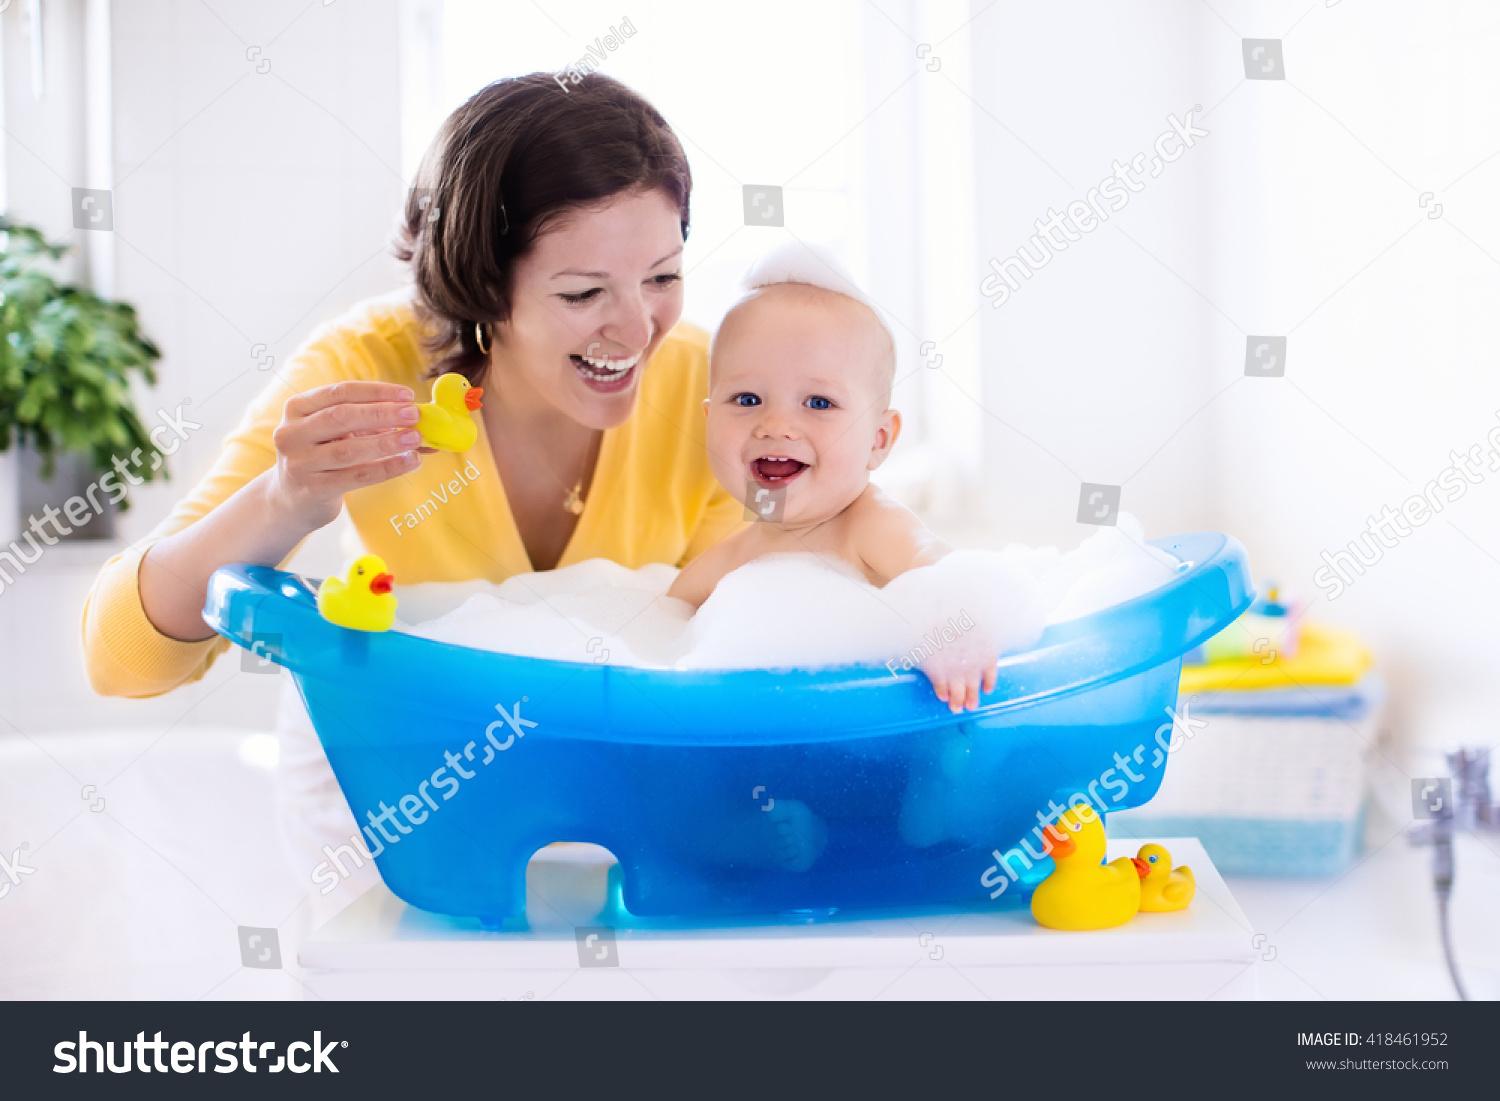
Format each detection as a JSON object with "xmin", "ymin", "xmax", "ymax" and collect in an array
[{"xmin": 475, "ymin": 321, "xmax": 491, "ymax": 355}]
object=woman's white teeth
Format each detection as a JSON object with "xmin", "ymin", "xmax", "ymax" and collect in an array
[{"xmin": 575, "ymin": 352, "xmax": 639, "ymax": 380}]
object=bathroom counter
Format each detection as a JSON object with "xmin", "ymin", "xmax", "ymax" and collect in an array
[{"xmin": 299, "ymin": 837, "xmax": 1259, "ymax": 999}]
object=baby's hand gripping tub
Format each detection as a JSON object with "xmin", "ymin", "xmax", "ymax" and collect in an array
[{"xmin": 205, "ymin": 532, "xmax": 1250, "ymax": 921}]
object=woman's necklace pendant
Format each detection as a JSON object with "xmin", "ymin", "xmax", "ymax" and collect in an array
[{"xmin": 563, "ymin": 484, "xmax": 584, "ymax": 516}]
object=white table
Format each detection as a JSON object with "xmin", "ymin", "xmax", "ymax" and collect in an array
[{"xmin": 299, "ymin": 838, "xmax": 1259, "ymax": 1000}]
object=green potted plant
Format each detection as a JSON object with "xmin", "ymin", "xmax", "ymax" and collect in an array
[{"xmin": 0, "ymin": 217, "xmax": 167, "ymax": 540}]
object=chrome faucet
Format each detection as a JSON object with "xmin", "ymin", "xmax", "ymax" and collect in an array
[
  {"xmin": 1448, "ymin": 748, "xmax": 1495, "ymax": 832},
  {"xmin": 1408, "ymin": 747, "xmax": 1497, "ymax": 1001}
]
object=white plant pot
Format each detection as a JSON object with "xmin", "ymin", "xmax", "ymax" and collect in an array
[{"xmin": 15, "ymin": 444, "xmax": 117, "ymax": 542}]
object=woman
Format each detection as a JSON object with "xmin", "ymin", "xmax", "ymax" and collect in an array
[
  {"xmin": 81, "ymin": 74, "xmax": 744, "ymax": 920},
  {"xmin": 83, "ymin": 73, "xmax": 742, "ymax": 696}
]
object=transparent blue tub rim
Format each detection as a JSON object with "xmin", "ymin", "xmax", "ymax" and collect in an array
[
  {"xmin": 203, "ymin": 531, "xmax": 1251, "ymax": 737},
  {"xmin": 203, "ymin": 531, "xmax": 1251, "ymax": 746}
]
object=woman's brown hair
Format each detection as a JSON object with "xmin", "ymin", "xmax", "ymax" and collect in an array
[{"xmin": 395, "ymin": 72, "xmax": 692, "ymax": 381}]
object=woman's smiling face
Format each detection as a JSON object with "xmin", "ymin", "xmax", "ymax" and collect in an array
[{"xmin": 495, "ymin": 188, "xmax": 685, "ymax": 428}]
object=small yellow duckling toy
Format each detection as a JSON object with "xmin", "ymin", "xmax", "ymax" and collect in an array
[
  {"xmin": 317, "ymin": 555, "xmax": 397, "ymax": 632},
  {"xmin": 1030, "ymin": 805, "xmax": 1142, "ymax": 930},
  {"xmin": 416, "ymin": 372, "xmax": 484, "ymax": 452},
  {"xmin": 1132, "ymin": 843, "xmax": 1196, "ymax": 912}
]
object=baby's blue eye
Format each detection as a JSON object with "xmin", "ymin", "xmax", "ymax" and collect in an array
[
  {"xmin": 733, "ymin": 393, "xmax": 761, "ymax": 407},
  {"xmin": 805, "ymin": 396, "xmax": 833, "ymax": 410}
]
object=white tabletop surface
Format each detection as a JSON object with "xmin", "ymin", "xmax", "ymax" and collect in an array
[{"xmin": 301, "ymin": 838, "xmax": 1256, "ymax": 977}]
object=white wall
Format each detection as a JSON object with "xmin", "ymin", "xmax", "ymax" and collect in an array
[
  {"xmin": 1206, "ymin": 0, "xmax": 1500, "ymax": 756},
  {"xmin": 1, "ymin": 0, "xmax": 407, "ymax": 731},
  {"xmin": 969, "ymin": 0, "xmax": 1500, "ymax": 759}
]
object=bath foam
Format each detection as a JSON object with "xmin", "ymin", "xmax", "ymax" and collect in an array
[
  {"xmin": 680, "ymin": 552, "xmax": 923, "ymax": 672},
  {"xmin": 401, "ymin": 559, "xmax": 689, "ymax": 667},
  {"xmin": 1006, "ymin": 512, "xmax": 1181, "ymax": 624},
  {"xmin": 680, "ymin": 548, "xmax": 1048, "ymax": 672},
  {"xmin": 398, "ymin": 514, "xmax": 1180, "ymax": 672}
]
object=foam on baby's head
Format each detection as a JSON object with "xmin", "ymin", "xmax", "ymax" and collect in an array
[
  {"xmin": 713, "ymin": 241, "xmax": 897, "ymax": 403},
  {"xmin": 739, "ymin": 242, "xmax": 893, "ymax": 333}
]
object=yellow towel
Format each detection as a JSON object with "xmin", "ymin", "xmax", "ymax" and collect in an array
[{"xmin": 1179, "ymin": 622, "xmax": 1373, "ymax": 692}]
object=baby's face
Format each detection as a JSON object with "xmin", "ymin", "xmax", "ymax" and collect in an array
[{"xmin": 705, "ymin": 285, "xmax": 898, "ymax": 526}]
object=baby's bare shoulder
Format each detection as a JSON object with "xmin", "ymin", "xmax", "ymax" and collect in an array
[
  {"xmin": 845, "ymin": 485, "xmax": 923, "ymax": 539},
  {"xmin": 846, "ymin": 486, "xmax": 951, "ymax": 579}
]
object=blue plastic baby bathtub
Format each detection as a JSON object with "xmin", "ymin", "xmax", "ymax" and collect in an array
[{"xmin": 205, "ymin": 532, "xmax": 1250, "ymax": 921}]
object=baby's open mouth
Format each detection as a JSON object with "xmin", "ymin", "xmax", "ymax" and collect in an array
[{"xmin": 750, "ymin": 456, "xmax": 808, "ymax": 486}]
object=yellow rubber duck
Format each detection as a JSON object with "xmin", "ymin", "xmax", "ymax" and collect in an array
[
  {"xmin": 416, "ymin": 373, "xmax": 484, "ymax": 452},
  {"xmin": 317, "ymin": 555, "xmax": 397, "ymax": 632},
  {"xmin": 1132, "ymin": 843, "xmax": 1196, "ymax": 912},
  {"xmin": 1030, "ymin": 805, "xmax": 1142, "ymax": 930}
]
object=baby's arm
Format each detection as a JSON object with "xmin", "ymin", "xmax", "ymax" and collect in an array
[
  {"xmin": 667, "ymin": 536, "xmax": 740, "ymax": 610},
  {"xmin": 849, "ymin": 492, "xmax": 998, "ymax": 714}
]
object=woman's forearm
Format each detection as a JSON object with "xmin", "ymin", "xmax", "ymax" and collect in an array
[
  {"xmin": 137, "ymin": 380, "xmax": 421, "ymax": 642},
  {"xmin": 138, "ymin": 470, "xmax": 324, "ymax": 642}
]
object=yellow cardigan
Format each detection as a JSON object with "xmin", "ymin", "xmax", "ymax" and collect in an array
[{"xmin": 81, "ymin": 289, "xmax": 745, "ymax": 698}]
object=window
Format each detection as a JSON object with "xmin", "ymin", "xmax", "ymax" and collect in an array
[{"xmin": 402, "ymin": 0, "xmax": 984, "ymax": 508}]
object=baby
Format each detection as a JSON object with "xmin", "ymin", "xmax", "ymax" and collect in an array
[
  {"xmin": 664, "ymin": 244, "xmax": 1039, "ymax": 863},
  {"xmin": 668, "ymin": 244, "xmax": 1005, "ymax": 712}
]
